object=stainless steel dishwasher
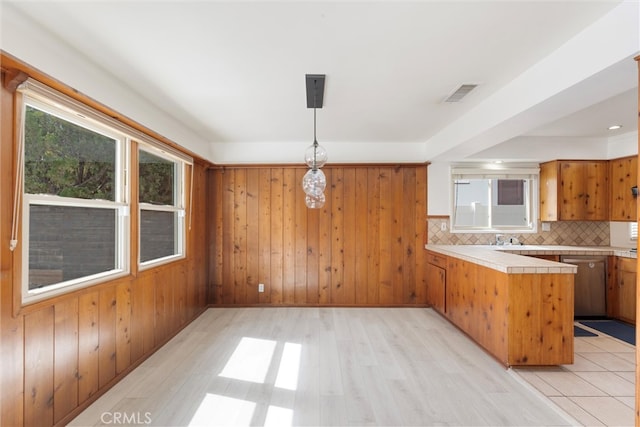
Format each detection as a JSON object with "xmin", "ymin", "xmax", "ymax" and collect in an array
[{"xmin": 560, "ymin": 255, "xmax": 607, "ymax": 317}]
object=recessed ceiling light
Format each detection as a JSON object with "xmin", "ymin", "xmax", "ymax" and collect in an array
[
  {"xmin": 494, "ymin": 160, "xmax": 503, "ymax": 164},
  {"xmin": 608, "ymin": 124, "xmax": 622, "ymax": 130}
]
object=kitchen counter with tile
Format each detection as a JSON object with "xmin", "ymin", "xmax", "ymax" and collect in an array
[
  {"xmin": 425, "ymin": 244, "xmax": 576, "ymax": 366},
  {"xmin": 494, "ymin": 245, "xmax": 637, "ymax": 259},
  {"xmin": 425, "ymin": 244, "xmax": 636, "ymax": 274}
]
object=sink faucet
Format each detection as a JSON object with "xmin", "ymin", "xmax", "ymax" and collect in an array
[{"xmin": 495, "ymin": 234, "xmax": 505, "ymax": 245}]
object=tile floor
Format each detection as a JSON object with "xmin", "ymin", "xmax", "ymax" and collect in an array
[{"xmin": 513, "ymin": 322, "xmax": 636, "ymax": 426}]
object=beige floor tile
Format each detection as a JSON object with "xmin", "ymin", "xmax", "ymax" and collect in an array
[
  {"xmin": 611, "ymin": 351, "xmax": 637, "ymax": 365},
  {"xmin": 562, "ymin": 354, "xmax": 607, "ymax": 372},
  {"xmin": 586, "ymin": 337, "xmax": 635, "ymax": 353},
  {"xmin": 574, "ymin": 371, "xmax": 634, "ymax": 397},
  {"xmin": 612, "ymin": 370, "xmax": 635, "ymax": 383},
  {"xmin": 615, "ymin": 395, "xmax": 635, "ymax": 410},
  {"xmin": 569, "ymin": 396, "xmax": 634, "ymax": 427},
  {"xmin": 532, "ymin": 371, "xmax": 608, "ymax": 397},
  {"xmin": 580, "ymin": 352, "xmax": 635, "ymax": 372},
  {"xmin": 513, "ymin": 369, "xmax": 563, "ymax": 397},
  {"xmin": 574, "ymin": 338, "xmax": 608, "ymax": 353},
  {"xmin": 548, "ymin": 396, "xmax": 605, "ymax": 427}
]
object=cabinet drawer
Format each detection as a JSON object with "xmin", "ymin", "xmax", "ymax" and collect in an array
[{"xmin": 426, "ymin": 251, "xmax": 447, "ymax": 269}]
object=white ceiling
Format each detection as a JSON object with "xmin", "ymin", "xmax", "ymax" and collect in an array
[{"xmin": 2, "ymin": 0, "xmax": 638, "ymax": 164}]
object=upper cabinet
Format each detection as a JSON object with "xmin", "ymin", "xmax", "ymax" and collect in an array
[
  {"xmin": 540, "ymin": 160, "xmax": 609, "ymax": 221},
  {"xmin": 609, "ymin": 155, "xmax": 638, "ymax": 222}
]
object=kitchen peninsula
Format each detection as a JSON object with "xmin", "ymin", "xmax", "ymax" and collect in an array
[{"xmin": 425, "ymin": 244, "xmax": 578, "ymax": 367}]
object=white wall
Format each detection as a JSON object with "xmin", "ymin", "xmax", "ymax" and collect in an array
[
  {"xmin": 610, "ymin": 222, "xmax": 636, "ymax": 248},
  {"xmin": 427, "ymin": 162, "xmax": 451, "ymax": 215},
  {"xmin": 0, "ymin": 4, "xmax": 213, "ymax": 162},
  {"xmin": 607, "ymin": 131, "xmax": 638, "ymax": 159},
  {"xmin": 212, "ymin": 141, "xmax": 428, "ymax": 164}
]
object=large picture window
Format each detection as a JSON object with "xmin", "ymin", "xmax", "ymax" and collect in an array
[
  {"xmin": 138, "ymin": 147, "xmax": 186, "ymax": 267},
  {"xmin": 451, "ymin": 167, "xmax": 538, "ymax": 233},
  {"xmin": 21, "ymin": 92, "xmax": 129, "ymax": 302}
]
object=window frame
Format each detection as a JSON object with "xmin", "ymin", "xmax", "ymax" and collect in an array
[
  {"xmin": 16, "ymin": 78, "xmax": 193, "ymax": 305},
  {"xmin": 137, "ymin": 144, "xmax": 187, "ymax": 269},
  {"xmin": 20, "ymin": 91, "xmax": 131, "ymax": 304},
  {"xmin": 450, "ymin": 166, "xmax": 539, "ymax": 234}
]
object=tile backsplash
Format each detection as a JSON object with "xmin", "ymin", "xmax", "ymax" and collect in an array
[{"xmin": 427, "ymin": 217, "xmax": 610, "ymax": 246}]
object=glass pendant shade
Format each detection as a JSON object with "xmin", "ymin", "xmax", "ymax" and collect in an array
[
  {"xmin": 304, "ymin": 143, "xmax": 328, "ymax": 169},
  {"xmin": 302, "ymin": 168, "xmax": 326, "ymax": 197},
  {"xmin": 305, "ymin": 193, "xmax": 325, "ymax": 209}
]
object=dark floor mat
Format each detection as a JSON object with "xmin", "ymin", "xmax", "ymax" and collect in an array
[
  {"xmin": 579, "ymin": 320, "xmax": 635, "ymax": 345},
  {"xmin": 574, "ymin": 325, "xmax": 597, "ymax": 337}
]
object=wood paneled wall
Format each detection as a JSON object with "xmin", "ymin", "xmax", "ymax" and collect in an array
[
  {"xmin": 208, "ymin": 165, "xmax": 428, "ymax": 306},
  {"xmin": 1, "ymin": 59, "xmax": 209, "ymax": 427}
]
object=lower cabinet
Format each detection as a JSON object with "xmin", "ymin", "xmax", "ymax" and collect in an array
[
  {"xmin": 425, "ymin": 248, "xmax": 574, "ymax": 366},
  {"xmin": 616, "ymin": 257, "xmax": 637, "ymax": 324},
  {"xmin": 426, "ymin": 250, "xmax": 447, "ymax": 313}
]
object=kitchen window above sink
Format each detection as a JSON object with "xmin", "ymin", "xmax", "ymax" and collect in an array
[{"xmin": 450, "ymin": 166, "xmax": 539, "ymax": 234}]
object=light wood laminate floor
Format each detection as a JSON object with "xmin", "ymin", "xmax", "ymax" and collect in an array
[{"xmin": 69, "ymin": 308, "xmax": 576, "ymax": 426}]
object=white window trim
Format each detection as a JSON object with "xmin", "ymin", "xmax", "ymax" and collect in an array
[
  {"xmin": 22, "ymin": 195, "xmax": 130, "ymax": 304},
  {"xmin": 137, "ymin": 147, "xmax": 187, "ymax": 270},
  {"xmin": 450, "ymin": 166, "xmax": 539, "ymax": 234}
]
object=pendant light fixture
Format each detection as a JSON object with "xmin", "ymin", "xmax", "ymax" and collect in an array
[{"xmin": 303, "ymin": 74, "xmax": 328, "ymax": 209}]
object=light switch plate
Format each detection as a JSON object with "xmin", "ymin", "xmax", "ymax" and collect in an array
[{"xmin": 541, "ymin": 222, "xmax": 551, "ymax": 232}]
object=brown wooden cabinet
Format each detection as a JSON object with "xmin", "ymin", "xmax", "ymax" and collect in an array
[
  {"xmin": 540, "ymin": 160, "xmax": 609, "ymax": 221},
  {"xmin": 425, "ymin": 250, "xmax": 447, "ymax": 313},
  {"xmin": 444, "ymin": 253, "xmax": 573, "ymax": 366},
  {"xmin": 609, "ymin": 155, "xmax": 638, "ymax": 221},
  {"xmin": 616, "ymin": 257, "xmax": 636, "ymax": 324}
]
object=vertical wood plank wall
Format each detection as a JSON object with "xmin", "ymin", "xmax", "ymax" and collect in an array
[
  {"xmin": 208, "ymin": 165, "xmax": 428, "ymax": 306},
  {"xmin": 1, "ymin": 67, "xmax": 209, "ymax": 427}
]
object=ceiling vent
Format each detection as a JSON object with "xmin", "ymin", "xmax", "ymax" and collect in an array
[{"xmin": 444, "ymin": 84, "xmax": 478, "ymax": 103}]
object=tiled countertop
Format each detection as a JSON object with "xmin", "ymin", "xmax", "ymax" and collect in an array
[{"xmin": 425, "ymin": 244, "xmax": 636, "ymax": 274}]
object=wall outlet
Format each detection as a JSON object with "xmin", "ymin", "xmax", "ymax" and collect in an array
[
  {"xmin": 258, "ymin": 283, "xmax": 264, "ymax": 293},
  {"xmin": 440, "ymin": 222, "xmax": 447, "ymax": 231},
  {"xmin": 541, "ymin": 222, "xmax": 551, "ymax": 232}
]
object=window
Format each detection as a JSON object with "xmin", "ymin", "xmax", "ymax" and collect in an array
[
  {"xmin": 21, "ymin": 87, "xmax": 129, "ymax": 303},
  {"xmin": 138, "ymin": 147, "xmax": 186, "ymax": 267},
  {"xmin": 451, "ymin": 167, "xmax": 538, "ymax": 233},
  {"xmin": 17, "ymin": 79, "xmax": 193, "ymax": 303}
]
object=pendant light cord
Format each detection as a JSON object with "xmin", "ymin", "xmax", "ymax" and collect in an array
[{"xmin": 312, "ymin": 80, "xmax": 318, "ymax": 171}]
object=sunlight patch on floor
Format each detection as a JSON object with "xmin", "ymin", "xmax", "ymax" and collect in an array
[
  {"xmin": 264, "ymin": 405, "xmax": 294, "ymax": 427},
  {"xmin": 188, "ymin": 393, "xmax": 256, "ymax": 426},
  {"xmin": 219, "ymin": 337, "xmax": 276, "ymax": 384},
  {"xmin": 274, "ymin": 342, "xmax": 302, "ymax": 391}
]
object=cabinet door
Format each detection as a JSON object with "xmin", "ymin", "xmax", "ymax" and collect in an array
[
  {"xmin": 426, "ymin": 264, "xmax": 446, "ymax": 313},
  {"xmin": 617, "ymin": 257, "xmax": 636, "ymax": 324},
  {"xmin": 559, "ymin": 161, "xmax": 608, "ymax": 221},
  {"xmin": 559, "ymin": 162, "xmax": 586, "ymax": 220},
  {"xmin": 610, "ymin": 156, "xmax": 638, "ymax": 221},
  {"xmin": 584, "ymin": 161, "xmax": 608, "ymax": 220},
  {"xmin": 539, "ymin": 161, "xmax": 559, "ymax": 221}
]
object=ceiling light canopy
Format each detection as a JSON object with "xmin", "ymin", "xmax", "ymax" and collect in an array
[{"xmin": 608, "ymin": 124, "xmax": 622, "ymax": 130}]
